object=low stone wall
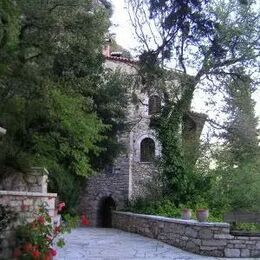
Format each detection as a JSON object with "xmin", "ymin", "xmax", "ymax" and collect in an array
[
  {"xmin": 112, "ymin": 211, "xmax": 260, "ymax": 258},
  {"xmin": 0, "ymin": 190, "xmax": 57, "ymax": 259}
]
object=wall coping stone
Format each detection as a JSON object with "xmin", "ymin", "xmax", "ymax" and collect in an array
[
  {"xmin": 113, "ymin": 211, "xmax": 260, "ymax": 257},
  {"xmin": 114, "ymin": 211, "xmax": 230, "ymax": 228},
  {"xmin": 0, "ymin": 190, "xmax": 57, "ymax": 197}
]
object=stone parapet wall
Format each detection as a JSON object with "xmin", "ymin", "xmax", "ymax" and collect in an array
[
  {"xmin": 112, "ymin": 211, "xmax": 260, "ymax": 258},
  {"xmin": 0, "ymin": 167, "xmax": 48, "ymax": 193},
  {"xmin": 0, "ymin": 190, "xmax": 57, "ymax": 259}
]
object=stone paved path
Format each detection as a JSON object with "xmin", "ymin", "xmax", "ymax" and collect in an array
[{"xmin": 54, "ymin": 228, "xmax": 228, "ymax": 260}]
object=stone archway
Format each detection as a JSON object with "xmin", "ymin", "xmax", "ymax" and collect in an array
[{"xmin": 97, "ymin": 196, "xmax": 116, "ymax": 228}]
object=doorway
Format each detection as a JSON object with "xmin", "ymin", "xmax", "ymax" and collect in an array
[{"xmin": 97, "ymin": 196, "xmax": 116, "ymax": 227}]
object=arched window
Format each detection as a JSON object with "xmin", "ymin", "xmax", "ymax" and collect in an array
[
  {"xmin": 149, "ymin": 95, "xmax": 161, "ymax": 115},
  {"xmin": 140, "ymin": 138, "xmax": 155, "ymax": 162}
]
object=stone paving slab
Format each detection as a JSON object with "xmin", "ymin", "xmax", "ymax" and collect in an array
[{"xmin": 54, "ymin": 228, "xmax": 255, "ymax": 260}]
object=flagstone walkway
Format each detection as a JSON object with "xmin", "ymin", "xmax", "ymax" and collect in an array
[{"xmin": 54, "ymin": 228, "xmax": 230, "ymax": 260}]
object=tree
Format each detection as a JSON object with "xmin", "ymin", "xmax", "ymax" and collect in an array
[
  {"xmin": 0, "ymin": 0, "xmax": 127, "ymax": 211},
  {"xmin": 209, "ymin": 71, "xmax": 260, "ymax": 211},
  {"xmin": 128, "ymin": 0, "xmax": 260, "ymax": 204},
  {"xmin": 0, "ymin": 0, "xmax": 19, "ymax": 75}
]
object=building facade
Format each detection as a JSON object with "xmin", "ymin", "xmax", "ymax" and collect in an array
[{"xmin": 80, "ymin": 53, "xmax": 206, "ymax": 227}]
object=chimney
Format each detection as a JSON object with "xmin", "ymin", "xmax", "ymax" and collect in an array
[{"xmin": 102, "ymin": 39, "xmax": 111, "ymax": 57}]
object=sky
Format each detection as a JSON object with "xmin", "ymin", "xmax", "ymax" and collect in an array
[{"xmin": 110, "ymin": 0, "xmax": 260, "ymax": 122}]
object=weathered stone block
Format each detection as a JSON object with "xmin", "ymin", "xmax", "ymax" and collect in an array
[
  {"xmin": 234, "ymin": 243, "xmax": 246, "ymax": 249},
  {"xmin": 10, "ymin": 200, "xmax": 22, "ymax": 207},
  {"xmin": 186, "ymin": 241, "xmax": 199, "ymax": 252},
  {"xmin": 245, "ymin": 240, "xmax": 255, "ymax": 245},
  {"xmin": 256, "ymin": 242, "xmax": 260, "ymax": 249},
  {"xmin": 214, "ymin": 234, "xmax": 233, "ymax": 239},
  {"xmin": 250, "ymin": 250, "xmax": 260, "ymax": 257},
  {"xmin": 199, "ymin": 229, "xmax": 213, "ymax": 239},
  {"xmin": 191, "ymin": 238, "xmax": 202, "ymax": 246},
  {"xmin": 240, "ymin": 249, "xmax": 250, "ymax": 257},
  {"xmin": 202, "ymin": 239, "xmax": 227, "ymax": 247},
  {"xmin": 185, "ymin": 227, "xmax": 198, "ymax": 238},
  {"xmin": 224, "ymin": 248, "xmax": 240, "ymax": 257},
  {"xmin": 23, "ymin": 199, "xmax": 33, "ymax": 206},
  {"xmin": 235, "ymin": 236, "xmax": 250, "ymax": 240},
  {"xmin": 210, "ymin": 250, "xmax": 224, "ymax": 257}
]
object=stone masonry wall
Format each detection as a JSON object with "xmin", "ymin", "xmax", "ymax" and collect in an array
[
  {"xmin": 0, "ymin": 191, "xmax": 57, "ymax": 259},
  {"xmin": 112, "ymin": 211, "xmax": 260, "ymax": 258},
  {"xmin": 79, "ymin": 132, "xmax": 130, "ymax": 227},
  {"xmin": 0, "ymin": 167, "xmax": 48, "ymax": 193},
  {"xmin": 128, "ymin": 88, "xmax": 161, "ymax": 200}
]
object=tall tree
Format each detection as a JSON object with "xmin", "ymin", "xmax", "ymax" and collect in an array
[
  {"xmin": 0, "ymin": 0, "xmax": 19, "ymax": 75},
  {"xmin": 0, "ymin": 0, "xmax": 127, "ymax": 211},
  {"xmin": 128, "ymin": 0, "xmax": 260, "ymax": 204},
  {"xmin": 210, "ymin": 72, "xmax": 260, "ymax": 211}
]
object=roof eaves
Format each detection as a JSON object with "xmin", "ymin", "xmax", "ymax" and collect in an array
[{"xmin": 105, "ymin": 56, "xmax": 139, "ymax": 65}]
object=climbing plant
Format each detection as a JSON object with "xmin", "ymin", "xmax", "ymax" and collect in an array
[{"xmin": 128, "ymin": 0, "xmax": 260, "ymax": 205}]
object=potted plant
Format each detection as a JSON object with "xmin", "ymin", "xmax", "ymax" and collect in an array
[
  {"xmin": 181, "ymin": 208, "xmax": 192, "ymax": 220},
  {"xmin": 196, "ymin": 208, "xmax": 209, "ymax": 222}
]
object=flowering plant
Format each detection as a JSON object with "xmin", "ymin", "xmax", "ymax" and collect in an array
[{"xmin": 14, "ymin": 201, "xmax": 80, "ymax": 260}]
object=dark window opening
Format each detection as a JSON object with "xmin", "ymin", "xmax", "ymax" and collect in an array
[
  {"xmin": 149, "ymin": 95, "xmax": 161, "ymax": 115},
  {"xmin": 104, "ymin": 164, "xmax": 114, "ymax": 175},
  {"xmin": 140, "ymin": 138, "xmax": 155, "ymax": 162}
]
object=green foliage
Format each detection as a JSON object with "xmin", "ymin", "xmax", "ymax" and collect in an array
[
  {"xmin": 0, "ymin": 0, "xmax": 20, "ymax": 76},
  {"xmin": 132, "ymin": 0, "xmax": 259, "ymax": 216},
  {"xmin": 0, "ymin": 89, "xmax": 105, "ymax": 175},
  {"xmin": 207, "ymin": 73, "xmax": 260, "ymax": 214},
  {"xmin": 15, "ymin": 202, "xmax": 78, "ymax": 259},
  {"xmin": 126, "ymin": 197, "xmax": 225, "ymax": 222},
  {"xmin": 0, "ymin": 0, "xmax": 127, "ymax": 212},
  {"xmin": 126, "ymin": 198, "xmax": 181, "ymax": 218},
  {"xmin": 0, "ymin": 0, "xmax": 19, "ymax": 51},
  {"xmin": 157, "ymin": 89, "xmax": 211, "ymax": 206}
]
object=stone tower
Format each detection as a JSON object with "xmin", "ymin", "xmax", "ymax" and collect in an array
[{"xmin": 80, "ymin": 52, "xmax": 206, "ymax": 227}]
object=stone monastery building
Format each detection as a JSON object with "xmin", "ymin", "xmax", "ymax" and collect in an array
[{"xmin": 80, "ymin": 46, "xmax": 206, "ymax": 227}]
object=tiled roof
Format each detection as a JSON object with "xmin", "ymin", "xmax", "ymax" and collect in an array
[{"xmin": 105, "ymin": 55, "xmax": 139, "ymax": 65}]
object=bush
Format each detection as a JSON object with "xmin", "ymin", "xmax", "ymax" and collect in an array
[
  {"xmin": 126, "ymin": 198, "xmax": 181, "ymax": 218},
  {"xmin": 14, "ymin": 202, "xmax": 79, "ymax": 259}
]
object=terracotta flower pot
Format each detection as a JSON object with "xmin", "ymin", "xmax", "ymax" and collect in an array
[
  {"xmin": 196, "ymin": 209, "xmax": 209, "ymax": 222},
  {"xmin": 181, "ymin": 208, "xmax": 192, "ymax": 220}
]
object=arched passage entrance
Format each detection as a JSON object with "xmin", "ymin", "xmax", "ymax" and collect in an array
[{"xmin": 97, "ymin": 196, "xmax": 116, "ymax": 227}]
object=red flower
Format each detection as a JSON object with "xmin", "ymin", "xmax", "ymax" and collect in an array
[
  {"xmin": 37, "ymin": 216, "xmax": 45, "ymax": 224},
  {"xmin": 81, "ymin": 214, "xmax": 89, "ymax": 226},
  {"xmin": 31, "ymin": 249, "xmax": 40, "ymax": 259},
  {"xmin": 50, "ymin": 248, "xmax": 57, "ymax": 256},
  {"xmin": 57, "ymin": 202, "xmax": 65, "ymax": 212}
]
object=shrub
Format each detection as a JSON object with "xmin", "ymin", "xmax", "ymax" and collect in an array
[
  {"xmin": 14, "ymin": 202, "xmax": 79, "ymax": 259},
  {"xmin": 126, "ymin": 198, "xmax": 181, "ymax": 218}
]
